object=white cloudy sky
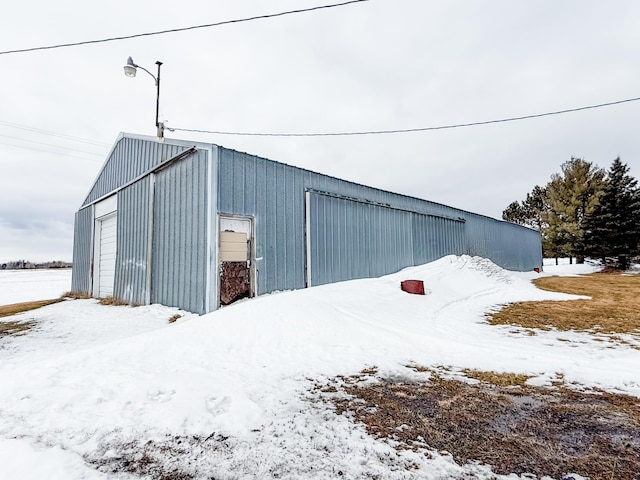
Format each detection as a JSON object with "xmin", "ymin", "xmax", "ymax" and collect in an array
[{"xmin": 1, "ymin": 0, "xmax": 639, "ymax": 263}]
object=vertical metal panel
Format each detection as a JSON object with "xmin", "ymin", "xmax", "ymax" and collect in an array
[
  {"xmin": 151, "ymin": 150, "xmax": 208, "ymax": 314},
  {"xmin": 464, "ymin": 215, "xmax": 542, "ymax": 271},
  {"xmin": 114, "ymin": 177, "xmax": 150, "ymax": 305},
  {"xmin": 412, "ymin": 213, "xmax": 466, "ymax": 265},
  {"xmin": 71, "ymin": 206, "xmax": 93, "ymax": 294},
  {"xmin": 307, "ymin": 192, "xmax": 413, "ymax": 286},
  {"xmin": 76, "ymin": 135, "xmax": 542, "ymax": 313},
  {"xmin": 82, "ymin": 137, "xmax": 194, "ymax": 206},
  {"xmin": 218, "ymin": 148, "xmax": 309, "ymax": 295},
  {"xmin": 217, "ymin": 146, "xmax": 542, "ymax": 298},
  {"xmin": 206, "ymin": 146, "xmax": 219, "ymax": 313}
]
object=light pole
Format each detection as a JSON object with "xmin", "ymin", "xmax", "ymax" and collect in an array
[{"xmin": 124, "ymin": 57, "xmax": 164, "ymax": 139}]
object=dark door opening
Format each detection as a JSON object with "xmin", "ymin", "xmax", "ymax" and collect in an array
[{"xmin": 218, "ymin": 217, "xmax": 254, "ymax": 306}]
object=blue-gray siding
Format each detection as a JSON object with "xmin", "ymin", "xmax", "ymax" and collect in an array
[
  {"xmin": 308, "ymin": 192, "xmax": 416, "ymax": 285},
  {"xmin": 83, "ymin": 137, "xmax": 195, "ymax": 207},
  {"xmin": 74, "ymin": 136, "xmax": 211, "ymax": 313},
  {"xmin": 217, "ymin": 146, "xmax": 541, "ymax": 295},
  {"xmin": 73, "ymin": 134, "xmax": 541, "ymax": 314},
  {"xmin": 114, "ymin": 178, "xmax": 151, "ymax": 305},
  {"xmin": 151, "ymin": 151, "xmax": 209, "ymax": 314},
  {"xmin": 71, "ymin": 206, "xmax": 93, "ymax": 293},
  {"xmin": 464, "ymin": 215, "xmax": 541, "ymax": 271},
  {"xmin": 412, "ymin": 213, "xmax": 466, "ymax": 265}
]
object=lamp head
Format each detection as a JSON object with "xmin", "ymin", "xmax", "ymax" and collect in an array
[{"xmin": 123, "ymin": 56, "xmax": 137, "ymax": 77}]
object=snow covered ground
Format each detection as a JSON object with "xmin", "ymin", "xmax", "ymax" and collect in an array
[
  {"xmin": 0, "ymin": 269, "xmax": 72, "ymax": 305},
  {"xmin": 0, "ymin": 256, "xmax": 637, "ymax": 479}
]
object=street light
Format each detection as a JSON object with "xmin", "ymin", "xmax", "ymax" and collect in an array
[{"xmin": 123, "ymin": 56, "xmax": 164, "ymax": 139}]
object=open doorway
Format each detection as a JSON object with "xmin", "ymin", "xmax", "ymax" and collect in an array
[{"xmin": 218, "ymin": 215, "xmax": 255, "ymax": 306}]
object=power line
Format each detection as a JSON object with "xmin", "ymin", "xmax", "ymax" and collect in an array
[
  {"xmin": 0, "ymin": 141, "xmax": 102, "ymax": 161},
  {"xmin": 168, "ymin": 95, "xmax": 640, "ymax": 137},
  {"xmin": 0, "ymin": 133, "xmax": 105, "ymax": 156},
  {"xmin": 0, "ymin": 0, "xmax": 370, "ymax": 56},
  {"xmin": 0, "ymin": 120, "xmax": 110, "ymax": 147}
]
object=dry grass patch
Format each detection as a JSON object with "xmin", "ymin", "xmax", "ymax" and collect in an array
[
  {"xmin": 329, "ymin": 369, "xmax": 640, "ymax": 479},
  {"xmin": 461, "ymin": 368, "xmax": 532, "ymax": 387},
  {"xmin": 99, "ymin": 296, "xmax": 129, "ymax": 306},
  {"xmin": 489, "ymin": 272, "xmax": 640, "ymax": 335},
  {"xmin": 99, "ymin": 296, "xmax": 140, "ymax": 307},
  {"xmin": 61, "ymin": 291, "xmax": 92, "ymax": 300},
  {"xmin": 88, "ymin": 433, "xmax": 231, "ymax": 479},
  {"xmin": 0, "ymin": 319, "xmax": 38, "ymax": 337},
  {"xmin": 1, "ymin": 298, "xmax": 65, "ymax": 336},
  {"xmin": 0, "ymin": 299, "xmax": 63, "ymax": 319}
]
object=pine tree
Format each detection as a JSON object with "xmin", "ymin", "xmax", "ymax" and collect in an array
[
  {"xmin": 584, "ymin": 158, "xmax": 640, "ymax": 269},
  {"xmin": 502, "ymin": 201, "xmax": 527, "ymax": 226},
  {"xmin": 543, "ymin": 157, "xmax": 605, "ymax": 263},
  {"xmin": 522, "ymin": 185, "xmax": 548, "ymax": 232},
  {"xmin": 502, "ymin": 185, "xmax": 548, "ymax": 230}
]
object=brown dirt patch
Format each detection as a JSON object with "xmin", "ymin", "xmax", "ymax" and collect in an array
[
  {"xmin": 489, "ymin": 272, "xmax": 640, "ymax": 335},
  {"xmin": 0, "ymin": 298, "xmax": 62, "ymax": 319},
  {"xmin": 89, "ymin": 433, "xmax": 231, "ymax": 480},
  {"xmin": 61, "ymin": 291, "xmax": 92, "ymax": 300},
  {"xmin": 98, "ymin": 296, "xmax": 140, "ymax": 307},
  {"xmin": 0, "ymin": 319, "xmax": 38, "ymax": 337},
  {"xmin": 329, "ymin": 369, "xmax": 640, "ymax": 479}
]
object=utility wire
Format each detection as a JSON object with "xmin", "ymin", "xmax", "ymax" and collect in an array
[
  {"xmin": 0, "ymin": 0, "xmax": 369, "ymax": 55},
  {"xmin": 0, "ymin": 133, "xmax": 105, "ymax": 156},
  {"xmin": 168, "ymin": 96, "xmax": 640, "ymax": 137},
  {"xmin": 0, "ymin": 120, "xmax": 110, "ymax": 147},
  {"xmin": 0, "ymin": 141, "xmax": 102, "ymax": 161}
]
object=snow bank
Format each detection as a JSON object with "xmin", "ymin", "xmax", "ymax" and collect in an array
[
  {"xmin": 0, "ymin": 255, "xmax": 637, "ymax": 479},
  {"xmin": 542, "ymin": 258, "xmax": 602, "ymax": 276},
  {"xmin": 0, "ymin": 269, "xmax": 72, "ymax": 305}
]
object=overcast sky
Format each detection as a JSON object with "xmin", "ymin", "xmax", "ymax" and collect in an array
[{"xmin": 1, "ymin": 0, "xmax": 639, "ymax": 263}]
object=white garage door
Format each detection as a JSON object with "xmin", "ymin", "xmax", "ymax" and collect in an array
[{"xmin": 97, "ymin": 214, "xmax": 117, "ymax": 297}]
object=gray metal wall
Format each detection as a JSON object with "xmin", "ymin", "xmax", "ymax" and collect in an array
[
  {"xmin": 217, "ymin": 146, "xmax": 542, "ymax": 295},
  {"xmin": 412, "ymin": 212, "xmax": 466, "ymax": 265},
  {"xmin": 151, "ymin": 151, "xmax": 209, "ymax": 314},
  {"xmin": 464, "ymin": 215, "xmax": 542, "ymax": 271},
  {"xmin": 114, "ymin": 177, "xmax": 151, "ymax": 305},
  {"xmin": 82, "ymin": 136, "xmax": 195, "ymax": 207},
  {"xmin": 74, "ymin": 135, "xmax": 540, "ymax": 313},
  {"xmin": 71, "ymin": 206, "xmax": 93, "ymax": 294},
  {"xmin": 73, "ymin": 134, "xmax": 211, "ymax": 313},
  {"xmin": 302, "ymin": 191, "xmax": 467, "ymax": 286},
  {"xmin": 307, "ymin": 192, "xmax": 414, "ymax": 285}
]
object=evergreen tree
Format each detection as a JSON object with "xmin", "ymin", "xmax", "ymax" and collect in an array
[
  {"xmin": 502, "ymin": 201, "xmax": 527, "ymax": 225},
  {"xmin": 522, "ymin": 185, "xmax": 548, "ymax": 232},
  {"xmin": 543, "ymin": 157, "xmax": 604, "ymax": 263},
  {"xmin": 502, "ymin": 185, "xmax": 548, "ymax": 230},
  {"xmin": 503, "ymin": 185, "xmax": 554, "ymax": 257},
  {"xmin": 584, "ymin": 158, "xmax": 640, "ymax": 269}
]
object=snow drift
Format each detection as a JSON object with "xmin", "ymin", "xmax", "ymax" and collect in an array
[{"xmin": 0, "ymin": 255, "xmax": 636, "ymax": 479}]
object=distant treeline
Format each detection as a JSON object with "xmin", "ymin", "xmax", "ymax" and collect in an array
[{"xmin": 0, "ymin": 260, "xmax": 72, "ymax": 270}]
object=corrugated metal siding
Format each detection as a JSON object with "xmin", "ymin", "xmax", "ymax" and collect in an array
[
  {"xmin": 71, "ymin": 206, "xmax": 93, "ymax": 293},
  {"xmin": 412, "ymin": 213, "xmax": 466, "ymax": 265},
  {"xmin": 114, "ymin": 178, "xmax": 151, "ymax": 305},
  {"xmin": 307, "ymin": 192, "xmax": 413, "ymax": 285},
  {"xmin": 75, "ymin": 135, "xmax": 540, "ymax": 312},
  {"xmin": 464, "ymin": 216, "xmax": 542, "ymax": 271},
  {"xmin": 217, "ymin": 146, "xmax": 541, "ymax": 295},
  {"xmin": 218, "ymin": 150, "xmax": 307, "ymax": 294},
  {"xmin": 82, "ymin": 137, "xmax": 193, "ymax": 206},
  {"xmin": 151, "ymin": 150, "xmax": 208, "ymax": 314}
]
